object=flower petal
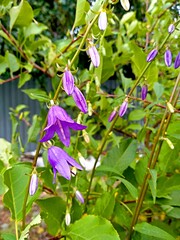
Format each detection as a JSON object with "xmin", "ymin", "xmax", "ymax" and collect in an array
[
  {"xmin": 52, "ymin": 105, "xmax": 74, "ymax": 123},
  {"xmin": 39, "ymin": 125, "xmax": 56, "ymax": 142},
  {"xmin": 72, "ymin": 86, "xmax": 88, "ymax": 113},
  {"xmin": 56, "ymin": 120, "xmax": 71, "ymax": 147},
  {"xmin": 67, "ymin": 122, "xmax": 87, "ymax": 131},
  {"xmin": 88, "ymin": 46, "xmax": 100, "ymax": 67},
  {"xmin": 63, "ymin": 70, "xmax": 75, "ymax": 95}
]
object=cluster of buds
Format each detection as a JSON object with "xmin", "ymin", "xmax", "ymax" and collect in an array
[{"xmin": 146, "ymin": 24, "xmax": 179, "ymax": 69}]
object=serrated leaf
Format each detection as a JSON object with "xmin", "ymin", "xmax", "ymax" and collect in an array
[
  {"xmin": 73, "ymin": 0, "xmax": 90, "ymax": 28},
  {"xmin": 66, "ymin": 215, "xmax": 121, "ymax": 240},
  {"xmin": 36, "ymin": 197, "xmax": 66, "ymax": 236},
  {"xmin": 22, "ymin": 88, "xmax": 49, "ymax": 102},
  {"xmin": 134, "ymin": 222, "xmax": 175, "ymax": 240},
  {"xmin": 27, "ymin": 115, "xmax": 41, "ymax": 143},
  {"xmin": 9, "ymin": 0, "xmax": 33, "ymax": 30},
  {"xmin": 94, "ymin": 192, "xmax": 115, "ymax": 218},
  {"xmin": 3, "ymin": 163, "xmax": 32, "ymax": 220},
  {"xmin": 19, "ymin": 214, "xmax": 41, "ymax": 240}
]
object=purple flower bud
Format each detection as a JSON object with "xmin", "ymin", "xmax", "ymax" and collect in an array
[
  {"xmin": 146, "ymin": 49, "xmax": 158, "ymax": 62},
  {"xmin": 108, "ymin": 110, "xmax": 117, "ymax": 122},
  {"xmin": 174, "ymin": 52, "xmax": 180, "ymax": 69},
  {"xmin": 98, "ymin": 11, "xmax": 107, "ymax": 31},
  {"xmin": 164, "ymin": 49, "xmax": 172, "ymax": 67},
  {"xmin": 75, "ymin": 190, "xmax": 84, "ymax": 204},
  {"xmin": 141, "ymin": 85, "xmax": 148, "ymax": 100},
  {"xmin": 72, "ymin": 86, "xmax": 88, "ymax": 113},
  {"xmin": 29, "ymin": 173, "xmax": 38, "ymax": 196},
  {"xmin": 168, "ymin": 24, "xmax": 175, "ymax": 34},
  {"xmin": 119, "ymin": 100, "xmax": 128, "ymax": 117},
  {"xmin": 63, "ymin": 70, "xmax": 75, "ymax": 95},
  {"xmin": 88, "ymin": 45, "xmax": 100, "ymax": 67}
]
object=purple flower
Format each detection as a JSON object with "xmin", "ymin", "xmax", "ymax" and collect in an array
[
  {"xmin": 75, "ymin": 190, "xmax": 84, "ymax": 204},
  {"xmin": 164, "ymin": 49, "xmax": 172, "ymax": 67},
  {"xmin": 119, "ymin": 100, "xmax": 128, "ymax": 117},
  {"xmin": 168, "ymin": 24, "xmax": 175, "ymax": 34},
  {"xmin": 146, "ymin": 49, "xmax": 158, "ymax": 62},
  {"xmin": 141, "ymin": 85, "xmax": 148, "ymax": 100},
  {"xmin": 174, "ymin": 52, "xmax": 180, "ymax": 69},
  {"xmin": 72, "ymin": 86, "xmax": 88, "ymax": 113},
  {"xmin": 40, "ymin": 105, "xmax": 87, "ymax": 147},
  {"xmin": 29, "ymin": 173, "xmax": 38, "ymax": 196},
  {"xmin": 98, "ymin": 11, "xmax": 107, "ymax": 31},
  {"xmin": 48, "ymin": 146, "xmax": 83, "ymax": 181},
  {"xmin": 108, "ymin": 110, "xmax": 117, "ymax": 122},
  {"xmin": 63, "ymin": 70, "xmax": 75, "ymax": 95},
  {"xmin": 88, "ymin": 45, "xmax": 100, "ymax": 67}
]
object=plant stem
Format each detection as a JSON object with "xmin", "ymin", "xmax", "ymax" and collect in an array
[
  {"xmin": 126, "ymin": 72, "xmax": 180, "ymax": 239},
  {"xmin": 15, "ymin": 221, "xmax": 19, "ymax": 240}
]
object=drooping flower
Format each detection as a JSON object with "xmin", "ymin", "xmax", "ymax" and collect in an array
[
  {"xmin": 62, "ymin": 69, "xmax": 75, "ymax": 95},
  {"xmin": 141, "ymin": 85, "xmax": 148, "ymax": 100},
  {"xmin": 120, "ymin": 0, "xmax": 130, "ymax": 11},
  {"xmin": 75, "ymin": 190, "xmax": 84, "ymax": 204},
  {"xmin": 98, "ymin": 11, "xmax": 107, "ymax": 31},
  {"xmin": 168, "ymin": 24, "xmax": 175, "ymax": 34},
  {"xmin": 48, "ymin": 146, "xmax": 83, "ymax": 182},
  {"xmin": 146, "ymin": 49, "xmax": 158, "ymax": 62},
  {"xmin": 29, "ymin": 173, "xmax": 38, "ymax": 196},
  {"xmin": 72, "ymin": 86, "xmax": 88, "ymax": 113},
  {"xmin": 108, "ymin": 109, "xmax": 117, "ymax": 122},
  {"xmin": 40, "ymin": 105, "xmax": 87, "ymax": 147},
  {"xmin": 119, "ymin": 99, "xmax": 128, "ymax": 117},
  {"xmin": 88, "ymin": 44, "xmax": 100, "ymax": 67},
  {"xmin": 164, "ymin": 49, "xmax": 172, "ymax": 67},
  {"xmin": 174, "ymin": 52, "xmax": 180, "ymax": 69}
]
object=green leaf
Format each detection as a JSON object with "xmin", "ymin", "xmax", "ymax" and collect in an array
[
  {"xmin": 111, "ymin": 177, "xmax": 138, "ymax": 199},
  {"xmin": 18, "ymin": 72, "xmax": 31, "ymax": 88},
  {"xmin": 66, "ymin": 215, "xmax": 121, "ymax": 240},
  {"xmin": 24, "ymin": 22, "xmax": 47, "ymax": 38},
  {"xmin": 22, "ymin": 88, "xmax": 49, "ymax": 102},
  {"xmin": 149, "ymin": 169, "xmax": 157, "ymax": 203},
  {"xmin": 3, "ymin": 163, "xmax": 32, "ymax": 220},
  {"xmin": 0, "ymin": 138, "xmax": 12, "ymax": 165},
  {"xmin": 27, "ymin": 115, "xmax": 41, "ymax": 143},
  {"xmin": 73, "ymin": 0, "xmax": 90, "ymax": 28},
  {"xmin": 0, "ymin": 233, "xmax": 16, "ymax": 240},
  {"xmin": 36, "ymin": 197, "xmax": 66, "ymax": 236},
  {"xmin": 94, "ymin": 192, "xmax": 115, "ymax": 219},
  {"xmin": 128, "ymin": 109, "xmax": 146, "ymax": 121},
  {"xmin": 19, "ymin": 214, "xmax": 41, "ymax": 240},
  {"xmin": 134, "ymin": 222, "xmax": 175, "ymax": 240},
  {"xmin": 0, "ymin": 55, "xmax": 8, "ymax": 74},
  {"xmin": 9, "ymin": 0, "xmax": 33, "ymax": 30},
  {"xmin": 5, "ymin": 51, "xmax": 19, "ymax": 73},
  {"xmin": 153, "ymin": 82, "xmax": 164, "ymax": 99}
]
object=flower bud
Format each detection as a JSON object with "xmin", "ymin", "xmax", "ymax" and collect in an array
[
  {"xmin": 65, "ymin": 212, "xmax": 71, "ymax": 226},
  {"xmin": 174, "ymin": 52, "xmax": 180, "ymax": 69},
  {"xmin": 88, "ymin": 45, "xmax": 100, "ymax": 68},
  {"xmin": 75, "ymin": 190, "xmax": 84, "ymax": 204},
  {"xmin": 167, "ymin": 102, "xmax": 174, "ymax": 113},
  {"xmin": 146, "ymin": 49, "xmax": 158, "ymax": 62},
  {"xmin": 98, "ymin": 11, "xmax": 107, "ymax": 31},
  {"xmin": 168, "ymin": 24, "xmax": 175, "ymax": 34},
  {"xmin": 141, "ymin": 85, "xmax": 148, "ymax": 100},
  {"xmin": 72, "ymin": 86, "xmax": 88, "ymax": 113},
  {"xmin": 29, "ymin": 173, "xmax": 38, "ymax": 196},
  {"xmin": 83, "ymin": 130, "xmax": 90, "ymax": 143},
  {"xmin": 108, "ymin": 109, "xmax": 117, "ymax": 122},
  {"xmin": 119, "ymin": 99, "xmax": 128, "ymax": 117},
  {"xmin": 164, "ymin": 49, "xmax": 172, "ymax": 67},
  {"xmin": 63, "ymin": 69, "xmax": 75, "ymax": 95},
  {"xmin": 120, "ymin": 0, "xmax": 130, "ymax": 11}
]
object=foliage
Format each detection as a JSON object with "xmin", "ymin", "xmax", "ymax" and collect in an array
[{"xmin": 0, "ymin": 0, "xmax": 180, "ymax": 239}]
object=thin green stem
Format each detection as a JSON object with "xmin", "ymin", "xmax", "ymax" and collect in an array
[
  {"xmin": 15, "ymin": 221, "xmax": 19, "ymax": 240},
  {"xmin": 127, "ymin": 73, "xmax": 180, "ymax": 240}
]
